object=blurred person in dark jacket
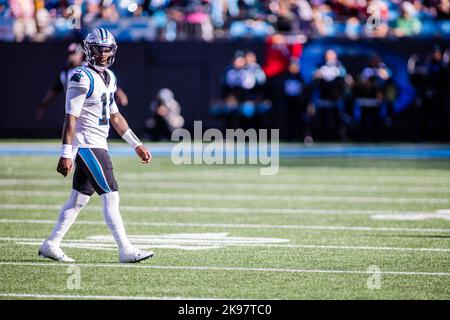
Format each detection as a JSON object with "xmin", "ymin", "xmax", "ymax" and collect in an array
[
  {"xmin": 262, "ymin": 33, "xmax": 305, "ymax": 137},
  {"xmin": 35, "ymin": 43, "xmax": 85, "ymax": 121},
  {"xmin": 145, "ymin": 88, "xmax": 184, "ymax": 141},
  {"xmin": 311, "ymin": 49, "xmax": 350, "ymax": 141},
  {"xmin": 212, "ymin": 50, "xmax": 270, "ymax": 130},
  {"xmin": 408, "ymin": 46, "xmax": 447, "ymax": 140},
  {"xmin": 353, "ymin": 55, "xmax": 392, "ymax": 141},
  {"xmin": 243, "ymin": 50, "xmax": 269, "ymax": 129},
  {"xmin": 283, "ymin": 61, "xmax": 310, "ymax": 142},
  {"xmin": 220, "ymin": 50, "xmax": 248, "ymax": 128}
]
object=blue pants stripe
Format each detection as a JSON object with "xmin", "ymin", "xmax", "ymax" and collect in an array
[{"xmin": 77, "ymin": 148, "xmax": 111, "ymax": 193}]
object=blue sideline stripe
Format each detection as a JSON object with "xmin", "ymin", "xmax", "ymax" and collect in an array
[
  {"xmin": 1, "ymin": 145, "xmax": 450, "ymax": 159},
  {"xmin": 78, "ymin": 148, "xmax": 111, "ymax": 193}
]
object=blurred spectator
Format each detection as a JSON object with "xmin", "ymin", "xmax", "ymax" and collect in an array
[
  {"xmin": 144, "ymin": 88, "xmax": 184, "ymax": 140},
  {"xmin": 311, "ymin": 2, "xmax": 336, "ymax": 36},
  {"xmin": 435, "ymin": 0, "xmax": 450, "ymax": 20},
  {"xmin": 353, "ymin": 54, "xmax": 392, "ymax": 141},
  {"xmin": 211, "ymin": 0, "xmax": 239, "ymax": 28},
  {"xmin": 310, "ymin": 49, "xmax": 350, "ymax": 141},
  {"xmin": 1, "ymin": 0, "xmax": 450, "ymax": 41},
  {"xmin": 283, "ymin": 61, "xmax": 310, "ymax": 141},
  {"xmin": 10, "ymin": 0, "xmax": 37, "ymax": 41},
  {"xmin": 185, "ymin": 4, "xmax": 214, "ymax": 41},
  {"xmin": 217, "ymin": 50, "xmax": 251, "ymax": 128},
  {"xmin": 244, "ymin": 50, "xmax": 266, "ymax": 103},
  {"xmin": 228, "ymin": 16, "xmax": 275, "ymax": 39},
  {"xmin": 35, "ymin": 6, "xmax": 52, "ymax": 41},
  {"xmin": 263, "ymin": 33, "xmax": 304, "ymax": 135},
  {"xmin": 408, "ymin": 46, "xmax": 447, "ymax": 140},
  {"xmin": 393, "ymin": 1, "xmax": 422, "ymax": 36},
  {"xmin": 0, "ymin": 0, "xmax": 9, "ymax": 17},
  {"xmin": 36, "ymin": 42, "xmax": 85, "ymax": 120},
  {"xmin": 291, "ymin": 0, "xmax": 315, "ymax": 34},
  {"xmin": 211, "ymin": 49, "xmax": 270, "ymax": 130},
  {"xmin": 101, "ymin": 0, "xmax": 120, "ymax": 22},
  {"xmin": 242, "ymin": 50, "xmax": 269, "ymax": 128}
]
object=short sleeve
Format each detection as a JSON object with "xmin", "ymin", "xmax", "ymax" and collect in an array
[
  {"xmin": 67, "ymin": 68, "xmax": 91, "ymax": 92},
  {"xmin": 109, "ymin": 95, "xmax": 119, "ymax": 115},
  {"xmin": 107, "ymin": 69, "xmax": 118, "ymax": 92},
  {"xmin": 65, "ymin": 68, "xmax": 91, "ymax": 117},
  {"xmin": 108, "ymin": 70, "xmax": 119, "ymax": 114}
]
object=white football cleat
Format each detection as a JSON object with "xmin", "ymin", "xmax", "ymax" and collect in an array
[
  {"xmin": 38, "ymin": 240, "xmax": 75, "ymax": 262},
  {"xmin": 119, "ymin": 246, "xmax": 154, "ymax": 263}
]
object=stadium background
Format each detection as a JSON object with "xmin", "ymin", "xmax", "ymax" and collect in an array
[
  {"xmin": 0, "ymin": 0, "xmax": 449, "ymax": 142},
  {"xmin": 1, "ymin": 1, "xmax": 450, "ymax": 301}
]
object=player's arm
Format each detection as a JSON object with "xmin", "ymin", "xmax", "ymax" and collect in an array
[
  {"xmin": 110, "ymin": 111, "xmax": 151, "ymax": 164},
  {"xmin": 56, "ymin": 114, "xmax": 77, "ymax": 177},
  {"xmin": 56, "ymin": 84, "xmax": 86, "ymax": 177},
  {"xmin": 36, "ymin": 89, "xmax": 59, "ymax": 120},
  {"xmin": 36, "ymin": 75, "xmax": 64, "ymax": 120},
  {"xmin": 114, "ymin": 87, "xmax": 129, "ymax": 107}
]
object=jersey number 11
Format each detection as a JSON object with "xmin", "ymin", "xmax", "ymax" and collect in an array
[{"xmin": 99, "ymin": 92, "xmax": 114, "ymax": 126}]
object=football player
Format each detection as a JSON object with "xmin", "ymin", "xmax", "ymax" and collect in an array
[
  {"xmin": 35, "ymin": 43, "xmax": 85, "ymax": 121},
  {"xmin": 38, "ymin": 28, "xmax": 154, "ymax": 263},
  {"xmin": 36, "ymin": 43, "xmax": 129, "ymax": 121}
]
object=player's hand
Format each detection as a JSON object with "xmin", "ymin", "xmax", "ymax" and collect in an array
[
  {"xmin": 56, "ymin": 157, "xmax": 73, "ymax": 177},
  {"xmin": 35, "ymin": 105, "xmax": 45, "ymax": 121},
  {"xmin": 135, "ymin": 145, "xmax": 151, "ymax": 164},
  {"xmin": 118, "ymin": 94, "xmax": 128, "ymax": 107}
]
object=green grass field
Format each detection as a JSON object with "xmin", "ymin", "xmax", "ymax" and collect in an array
[{"xmin": 1, "ymin": 143, "xmax": 450, "ymax": 299}]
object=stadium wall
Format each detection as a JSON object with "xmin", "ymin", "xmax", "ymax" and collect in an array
[{"xmin": 0, "ymin": 39, "xmax": 448, "ymax": 141}]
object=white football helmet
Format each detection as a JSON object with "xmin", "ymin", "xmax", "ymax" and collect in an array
[{"xmin": 83, "ymin": 28, "xmax": 117, "ymax": 72}]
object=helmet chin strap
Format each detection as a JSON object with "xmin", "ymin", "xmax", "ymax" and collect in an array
[{"xmin": 88, "ymin": 59, "xmax": 107, "ymax": 72}]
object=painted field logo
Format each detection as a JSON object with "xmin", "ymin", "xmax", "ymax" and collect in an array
[
  {"xmin": 171, "ymin": 121, "xmax": 279, "ymax": 175},
  {"xmin": 19, "ymin": 233, "xmax": 290, "ymax": 251}
]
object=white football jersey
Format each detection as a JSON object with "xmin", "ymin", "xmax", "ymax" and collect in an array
[
  {"xmin": 66, "ymin": 65, "xmax": 119, "ymax": 150},
  {"xmin": 59, "ymin": 62, "xmax": 88, "ymax": 93}
]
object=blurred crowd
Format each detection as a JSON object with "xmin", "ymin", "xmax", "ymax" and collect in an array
[
  {"xmin": 212, "ymin": 38, "xmax": 450, "ymax": 142},
  {"xmin": 1, "ymin": 0, "xmax": 449, "ymax": 42}
]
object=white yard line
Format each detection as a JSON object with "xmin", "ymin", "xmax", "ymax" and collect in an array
[
  {"xmin": 0, "ymin": 261, "xmax": 449, "ymax": 277},
  {"xmin": 2, "ymin": 170, "xmax": 450, "ymax": 184},
  {"xmin": 104, "ymin": 172, "xmax": 450, "ymax": 183},
  {"xmin": 0, "ymin": 218, "xmax": 449, "ymax": 233},
  {"xmin": 0, "ymin": 293, "xmax": 216, "ymax": 300},
  {"xmin": 1, "ymin": 179, "xmax": 450, "ymax": 194},
  {"xmin": 0, "ymin": 203, "xmax": 437, "ymax": 216},
  {"xmin": 1, "ymin": 236, "xmax": 449, "ymax": 253},
  {"xmin": 1, "ymin": 190, "xmax": 449, "ymax": 204}
]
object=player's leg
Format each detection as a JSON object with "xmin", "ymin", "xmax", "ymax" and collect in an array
[
  {"xmin": 77, "ymin": 148, "xmax": 154, "ymax": 263},
  {"xmin": 39, "ymin": 156, "xmax": 94, "ymax": 262}
]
